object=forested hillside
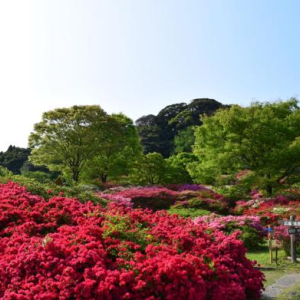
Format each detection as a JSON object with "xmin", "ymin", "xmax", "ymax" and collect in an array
[{"xmin": 136, "ymin": 98, "xmax": 228, "ymax": 157}]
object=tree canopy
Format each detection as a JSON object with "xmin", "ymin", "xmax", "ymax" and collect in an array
[
  {"xmin": 29, "ymin": 106, "xmax": 142, "ymax": 184},
  {"xmin": 136, "ymin": 98, "xmax": 225, "ymax": 157},
  {"xmin": 189, "ymin": 99, "xmax": 300, "ymax": 195},
  {"xmin": 29, "ymin": 105, "xmax": 109, "ymax": 182},
  {"xmin": 0, "ymin": 146, "xmax": 30, "ymax": 174},
  {"xmin": 83, "ymin": 113, "xmax": 142, "ymax": 183}
]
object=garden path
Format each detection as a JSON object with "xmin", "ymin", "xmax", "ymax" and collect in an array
[{"xmin": 262, "ymin": 273, "xmax": 300, "ymax": 299}]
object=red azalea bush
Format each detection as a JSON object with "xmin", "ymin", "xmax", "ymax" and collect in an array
[{"xmin": 0, "ymin": 182, "xmax": 264, "ymax": 299}]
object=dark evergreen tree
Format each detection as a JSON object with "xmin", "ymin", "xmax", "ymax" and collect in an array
[
  {"xmin": 0, "ymin": 146, "xmax": 30, "ymax": 174},
  {"xmin": 135, "ymin": 115, "xmax": 162, "ymax": 154},
  {"xmin": 136, "ymin": 98, "xmax": 227, "ymax": 157}
]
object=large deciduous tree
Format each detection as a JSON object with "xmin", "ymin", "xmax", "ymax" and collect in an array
[
  {"xmin": 29, "ymin": 105, "xmax": 107, "ymax": 182},
  {"xmin": 189, "ymin": 99, "xmax": 300, "ymax": 195}
]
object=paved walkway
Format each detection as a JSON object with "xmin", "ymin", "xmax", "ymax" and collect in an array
[{"xmin": 262, "ymin": 273, "xmax": 300, "ymax": 299}]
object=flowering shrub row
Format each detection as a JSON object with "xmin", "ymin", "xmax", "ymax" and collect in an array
[
  {"xmin": 98, "ymin": 187, "xmax": 179, "ymax": 211},
  {"xmin": 100, "ymin": 185, "xmax": 228, "ymax": 214},
  {"xmin": 0, "ymin": 182, "xmax": 264, "ymax": 299}
]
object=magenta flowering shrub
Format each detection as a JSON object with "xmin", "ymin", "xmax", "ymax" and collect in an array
[
  {"xmin": 0, "ymin": 182, "xmax": 264, "ymax": 299},
  {"xmin": 102, "ymin": 186, "xmax": 229, "ymax": 214},
  {"xmin": 100, "ymin": 187, "xmax": 179, "ymax": 211},
  {"xmin": 175, "ymin": 184, "xmax": 210, "ymax": 192}
]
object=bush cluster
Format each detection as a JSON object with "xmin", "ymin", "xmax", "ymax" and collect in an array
[{"xmin": 0, "ymin": 182, "xmax": 264, "ymax": 299}]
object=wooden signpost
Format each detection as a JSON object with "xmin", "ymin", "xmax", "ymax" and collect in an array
[{"xmin": 280, "ymin": 215, "xmax": 300, "ymax": 263}]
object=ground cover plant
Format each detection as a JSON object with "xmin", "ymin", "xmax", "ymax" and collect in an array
[{"xmin": 0, "ymin": 182, "xmax": 264, "ymax": 299}]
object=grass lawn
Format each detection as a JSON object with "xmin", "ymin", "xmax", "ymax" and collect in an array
[{"xmin": 246, "ymin": 244, "xmax": 300, "ymax": 299}]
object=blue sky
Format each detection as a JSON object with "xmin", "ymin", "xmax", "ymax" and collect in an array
[{"xmin": 0, "ymin": 0, "xmax": 300, "ymax": 150}]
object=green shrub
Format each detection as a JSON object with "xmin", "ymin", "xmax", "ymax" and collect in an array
[{"xmin": 167, "ymin": 207, "xmax": 210, "ymax": 218}]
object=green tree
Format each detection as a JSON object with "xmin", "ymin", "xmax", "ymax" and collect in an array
[
  {"xmin": 0, "ymin": 146, "xmax": 30, "ymax": 174},
  {"xmin": 135, "ymin": 115, "xmax": 162, "ymax": 155},
  {"xmin": 174, "ymin": 127, "xmax": 196, "ymax": 153},
  {"xmin": 136, "ymin": 99, "xmax": 225, "ymax": 158},
  {"xmin": 166, "ymin": 152, "xmax": 197, "ymax": 184},
  {"xmin": 29, "ymin": 105, "xmax": 108, "ymax": 182},
  {"xmin": 190, "ymin": 99, "xmax": 300, "ymax": 195},
  {"xmin": 132, "ymin": 152, "xmax": 168, "ymax": 185},
  {"xmin": 83, "ymin": 114, "xmax": 142, "ymax": 183}
]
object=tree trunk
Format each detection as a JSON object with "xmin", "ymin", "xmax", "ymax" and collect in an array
[
  {"xmin": 101, "ymin": 174, "xmax": 107, "ymax": 183},
  {"xmin": 72, "ymin": 170, "xmax": 80, "ymax": 182},
  {"xmin": 266, "ymin": 184, "xmax": 273, "ymax": 197},
  {"xmin": 266, "ymin": 173, "xmax": 273, "ymax": 196}
]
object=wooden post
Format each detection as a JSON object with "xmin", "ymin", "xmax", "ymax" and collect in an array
[{"xmin": 290, "ymin": 215, "xmax": 297, "ymax": 263}]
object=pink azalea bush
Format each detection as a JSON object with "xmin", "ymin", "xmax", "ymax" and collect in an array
[
  {"xmin": 272, "ymin": 225, "xmax": 290, "ymax": 254},
  {"xmin": 0, "ymin": 182, "xmax": 264, "ymax": 299},
  {"xmin": 97, "ymin": 193, "xmax": 133, "ymax": 208},
  {"xmin": 193, "ymin": 214, "xmax": 266, "ymax": 249}
]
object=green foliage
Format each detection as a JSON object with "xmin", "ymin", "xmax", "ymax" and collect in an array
[
  {"xmin": 29, "ymin": 105, "xmax": 108, "ymax": 182},
  {"xmin": 224, "ymin": 221, "xmax": 264, "ymax": 250},
  {"xmin": 0, "ymin": 166, "xmax": 13, "ymax": 177},
  {"xmin": 136, "ymin": 98, "xmax": 225, "ymax": 157},
  {"xmin": 20, "ymin": 160, "xmax": 57, "ymax": 179},
  {"xmin": 20, "ymin": 171, "xmax": 51, "ymax": 183},
  {"xmin": 82, "ymin": 113, "xmax": 142, "ymax": 184},
  {"xmin": 29, "ymin": 106, "xmax": 142, "ymax": 185},
  {"xmin": 135, "ymin": 115, "xmax": 163, "ymax": 155},
  {"xmin": 166, "ymin": 152, "xmax": 197, "ymax": 184},
  {"xmin": 168, "ymin": 206, "xmax": 210, "ymax": 218},
  {"xmin": 172, "ymin": 196, "xmax": 228, "ymax": 214},
  {"xmin": 0, "ymin": 146, "xmax": 30, "ymax": 174},
  {"xmin": 191, "ymin": 99, "xmax": 300, "ymax": 195},
  {"xmin": 131, "ymin": 152, "xmax": 168, "ymax": 185},
  {"xmin": 174, "ymin": 127, "xmax": 196, "ymax": 153},
  {"xmin": 103, "ymin": 214, "xmax": 152, "ymax": 255}
]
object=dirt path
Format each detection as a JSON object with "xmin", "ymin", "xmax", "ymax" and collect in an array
[{"xmin": 262, "ymin": 273, "xmax": 300, "ymax": 299}]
